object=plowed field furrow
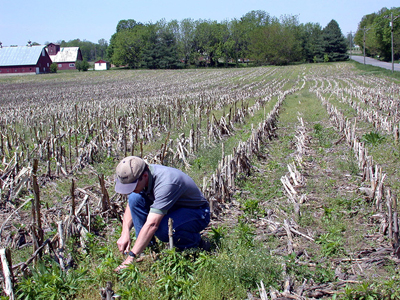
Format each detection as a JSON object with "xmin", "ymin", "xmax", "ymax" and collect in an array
[{"xmin": 233, "ymin": 77, "xmax": 400, "ymax": 297}]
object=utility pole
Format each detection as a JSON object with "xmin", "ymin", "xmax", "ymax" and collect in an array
[
  {"xmin": 348, "ymin": 31, "xmax": 353, "ymax": 55},
  {"xmin": 385, "ymin": 13, "xmax": 400, "ymax": 73},
  {"xmin": 362, "ymin": 27, "xmax": 371, "ymax": 65}
]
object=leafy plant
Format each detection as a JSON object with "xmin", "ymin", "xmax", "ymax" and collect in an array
[
  {"xmin": 212, "ymin": 243, "xmax": 282, "ymax": 291},
  {"xmin": 361, "ymin": 131, "xmax": 385, "ymax": 146},
  {"xmin": 234, "ymin": 221, "xmax": 256, "ymax": 248},
  {"xmin": 118, "ymin": 285, "xmax": 145, "ymax": 300},
  {"xmin": 150, "ymin": 249, "xmax": 200, "ymax": 299},
  {"xmin": 284, "ymin": 253, "xmax": 335, "ymax": 283},
  {"xmin": 314, "ymin": 123, "xmax": 323, "ymax": 134},
  {"xmin": 209, "ymin": 225, "xmax": 227, "ymax": 248},
  {"xmin": 316, "ymin": 233, "xmax": 345, "ymax": 257},
  {"xmin": 153, "ymin": 249, "xmax": 196, "ymax": 280},
  {"xmin": 156, "ymin": 275, "xmax": 198, "ymax": 299},
  {"xmin": 16, "ymin": 259, "xmax": 88, "ymax": 300},
  {"xmin": 91, "ymin": 215, "xmax": 108, "ymax": 233},
  {"xmin": 75, "ymin": 59, "xmax": 90, "ymax": 72},
  {"xmin": 342, "ymin": 282, "xmax": 380, "ymax": 300},
  {"xmin": 243, "ymin": 198, "xmax": 260, "ymax": 216},
  {"xmin": 322, "ymin": 206, "xmax": 334, "ymax": 221},
  {"xmin": 313, "ymin": 123, "xmax": 333, "ymax": 148},
  {"xmin": 50, "ymin": 63, "xmax": 58, "ymax": 73},
  {"xmin": 118, "ymin": 263, "xmax": 142, "ymax": 286}
]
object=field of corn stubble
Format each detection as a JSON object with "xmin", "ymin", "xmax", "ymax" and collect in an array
[{"xmin": 1, "ymin": 62, "xmax": 400, "ymax": 299}]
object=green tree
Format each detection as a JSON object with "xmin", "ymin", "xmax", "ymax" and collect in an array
[
  {"xmin": 177, "ymin": 18, "xmax": 196, "ymax": 67},
  {"xmin": 300, "ymin": 22, "xmax": 324, "ymax": 62},
  {"xmin": 108, "ymin": 19, "xmax": 145, "ymax": 66},
  {"xmin": 354, "ymin": 12, "xmax": 379, "ymax": 57},
  {"xmin": 50, "ymin": 62, "xmax": 58, "ymax": 73},
  {"xmin": 240, "ymin": 10, "xmax": 272, "ymax": 60},
  {"xmin": 218, "ymin": 21, "xmax": 233, "ymax": 67},
  {"xmin": 354, "ymin": 7, "xmax": 400, "ymax": 61},
  {"xmin": 111, "ymin": 23, "xmax": 152, "ymax": 68},
  {"xmin": 248, "ymin": 15, "xmax": 302, "ymax": 65},
  {"xmin": 116, "ymin": 19, "xmax": 142, "ymax": 32},
  {"xmin": 75, "ymin": 59, "xmax": 89, "ymax": 71},
  {"xmin": 96, "ymin": 38, "xmax": 108, "ymax": 60},
  {"xmin": 373, "ymin": 7, "xmax": 400, "ymax": 61},
  {"xmin": 228, "ymin": 18, "xmax": 247, "ymax": 66},
  {"xmin": 193, "ymin": 20, "xmax": 224, "ymax": 67},
  {"xmin": 280, "ymin": 15, "xmax": 303, "ymax": 63},
  {"xmin": 142, "ymin": 27, "xmax": 181, "ymax": 69},
  {"xmin": 322, "ymin": 19, "xmax": 348, "ymax": 61},
  {"xmin": 106, "ymin": 34, "xmax": 117, "ymax": 63}
]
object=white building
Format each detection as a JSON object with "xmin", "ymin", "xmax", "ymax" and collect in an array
[{"xmin": 94, "ymin": 60, "xmax": 110, "ymax": 71}]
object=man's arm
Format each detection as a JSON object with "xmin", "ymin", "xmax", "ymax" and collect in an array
[
  {"xmin": 131, "ymin": 212, "xmax": 164, "ymax": 255},
  {"xmin": 116, "ymin": 204, "xmax": 133, "ymax": 253},
  {"xmin": 116, "ymin": 212, "xmax": 164, "ymax": 269}
]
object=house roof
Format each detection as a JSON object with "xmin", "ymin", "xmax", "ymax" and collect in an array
[
  {"xmin": 95, "ymin": 60, "xmax": 108, "ymax": 63},
  {"xmin": 0, "ymin": 45, "xmax": 46, "ymax": 66},
  {"xmin": 49, "ymin": 47, "xmax": 80, "ymax": 63}
]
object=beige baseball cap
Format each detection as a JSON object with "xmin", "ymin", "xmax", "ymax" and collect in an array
[{"xmin": 115, "ymin": 156, "xmax": 146, "ymax": 194}]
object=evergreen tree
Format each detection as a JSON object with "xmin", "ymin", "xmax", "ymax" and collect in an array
[
  {"xmin": 322, "ymin": 20, "xmax": 348, "ymax": 61},
  {"xmin": 300, "ymin": 23, "xmax": 324, "ymax": 63},
  {"xmin": 142, "ymin": 30, "xmax": 181, "ymax": 69}
]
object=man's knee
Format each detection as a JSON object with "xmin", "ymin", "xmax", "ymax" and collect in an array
[
  {"xmin": 128, "ymin": 192, "xmax": 144, "ymax": 207},
  {"xmin": 127, "ymin": 193, "xmax": 149, "ymax": 217}
]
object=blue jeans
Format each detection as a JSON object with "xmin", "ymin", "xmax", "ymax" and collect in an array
[{"xmin": 128, "ymin": 192, "xmax": 210, "ymax": 249}]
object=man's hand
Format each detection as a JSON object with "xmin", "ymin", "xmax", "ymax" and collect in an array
[
  {"xmin": 117, "ymin": 231, "xmax": 131, "ymax": 254},
  {"xmin": 114, "ymin": 255, "xmax": 135, "ymax": 272}
]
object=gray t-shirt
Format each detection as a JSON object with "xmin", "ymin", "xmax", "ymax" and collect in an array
[{"xmin": 145, "ymin": 164, "xmax": 207, "ymax": 215}]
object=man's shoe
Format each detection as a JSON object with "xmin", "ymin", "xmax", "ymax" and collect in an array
[{"xmin": 198, "ymin": 237, "xmax": 211, "ymax": 252}]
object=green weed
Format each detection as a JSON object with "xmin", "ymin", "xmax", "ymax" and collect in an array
[
  {"xmin": 16, "ymin": 258, "xmax": 89, "ymax": 300},
  {"xmin": 284, "ymin": 253, "xmax": 336, "ymax": 284},
  {"xmin": 341, "ymin": 274, "xmax": 400, "ymax": 300},
  {"xmin": 313, "ymin": 123, "xmax": 333, "ymax": 148},
  {"xmin": 337, "ymin": 151, "xmax": 359, "ymax": 176},
  {"xmin": 342, "ymin": 282, "xmax": 381, "ymax": 300},
  {"xmin": 209, "ymin": 225, "xmax": 227, "ymax": 248},
  {"xmin": 316, "ymin": 233, "xmax": 345, "ymax": 257},
  {"xmin": 242, "ymin": 198, "xmax": 261, "ymax": 216},
  {"xmin": 361, "ymin": 131, "xmax": 385, "ymax": 146},
  {"xmin": 118, "ymin": 263, "xmax": 142, "ymax": 286},
  {"xmin": 234, "ymin": 221, "xmax": 256, "ymax": 248}
]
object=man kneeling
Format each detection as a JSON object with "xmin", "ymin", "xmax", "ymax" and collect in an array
[{"xmin": 114, "ymin": 156, "xmax": 210, "ymax": 270}]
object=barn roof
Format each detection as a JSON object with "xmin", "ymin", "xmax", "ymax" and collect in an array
[
  {"xmin": 0, "ymin": 45, "xmax": 45, "ymax": 66},
  {"xmin": 49, "ymin": 47, "xmax": 80, "ymax": 63}
]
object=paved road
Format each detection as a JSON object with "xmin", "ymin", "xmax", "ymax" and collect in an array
[{"xmin": 350, "ymin": 55, "xmax": 400, "ymax": 72}]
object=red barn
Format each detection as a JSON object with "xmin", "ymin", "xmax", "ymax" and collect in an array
[
  {"xmin": 47, "ymin": 43, "xmax": 83, "ymax": 70},
  {"xmin": 47, "ymin": 43, "xmax": 60, "ymax": 56},
  {"xmin": 0, "ymin": 45, "xmax": 52, "ymax": 74}
]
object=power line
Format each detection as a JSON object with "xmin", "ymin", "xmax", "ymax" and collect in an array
[
  {"xmin": 361, "ymin": 26, "xmax": 371, "ymax": 65},
  {"xmin": 384, "ymin": 13, "xmax": 400, "ymax": 73}
]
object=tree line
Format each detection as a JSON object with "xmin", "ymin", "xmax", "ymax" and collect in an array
[
  {"xmin": 105, "ymin": 11, "xmax": 348, "ymax": 69},
  {"xmin": 354, "ymin": 7, "xmax": 400, "ymax": 61},
  {"xmin": 42, "ymin": 6, "xmax": 399, "ymax": 68}
]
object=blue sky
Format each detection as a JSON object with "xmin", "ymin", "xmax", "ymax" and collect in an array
[{"xmin": 0, "ymin": 0, "xmax": 398, "ymax": 46}]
